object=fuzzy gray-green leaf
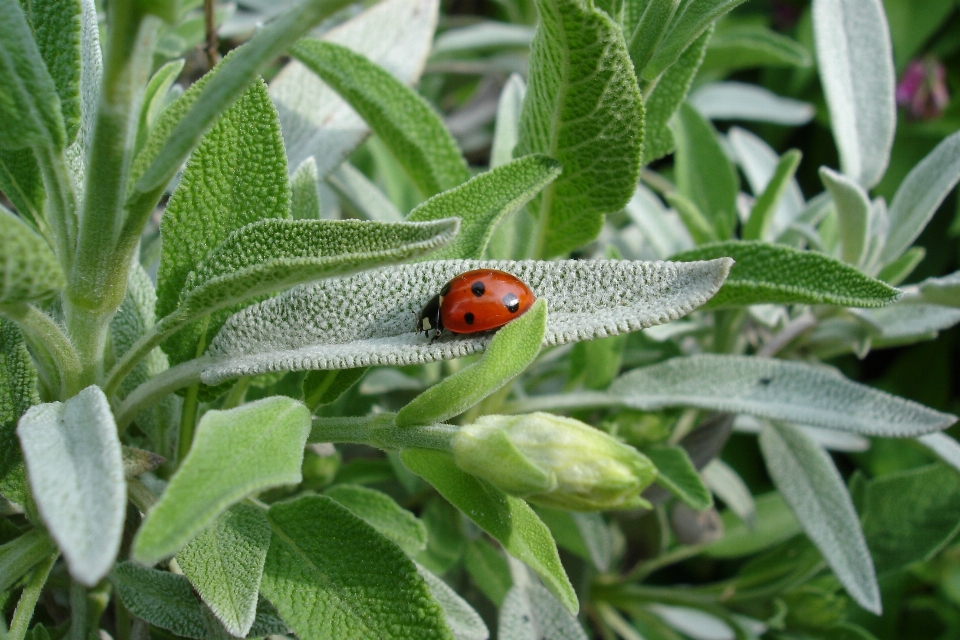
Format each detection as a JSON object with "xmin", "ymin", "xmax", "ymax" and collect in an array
[
  {"xmin": 261, "ymin": 495, "xmax": 453, "ymax": 640},
  {"xmin": 406, "ymin": 155, "xmax": 561, "ymax": 260},
  {"xmin": 671, "ymin": 240, "xmax": 901, "ymax": 308},
  {"xmin": 0, "ymin": 149, "xmax": 44, "ymax": 226},
  {"xmin": 700, "ymin": 25, "xmax": 811, "ymax": 76},
  {"xmin": 324, "ymin": 484, "xmax": 427, "ymax": 555},
  {"xmin": 397, "ymin": 299, "xmax": 546, "ymax": 426},
  {"xmin": 291, "ymin": 157, "xmax": 322, "ymax": 220},
  {"xmin": 201, "ymin": 258, "xmax": 731, "ymax": 384},
  {"xmin": 515, "ymin": 0, "xmax": 644, "ymax": 257},
  {"xmin": 0, "ymin": 0, "xmax": 66, "ymax": 150},
  {"xmin": 292, "ymin": 39, "xmax": 469, "ymax": 197},
  {"xmin": 156, "ymin": 79, "xmax": 289, "ymax": 365},
  {"xmin": 0, "ymin": 318, "xmax": 39, "ymax": 506},
  {"xmin": 132, "ymin": 397, "xmax": 310, "ymax": 565},
  {"xmin": 177, "ymin": 503, "xmax": 271, "ymax": 637},
  {"xmin": 644, "ymin": 0, "xmax": 749, "ymax": 79},
  {"xmin": 611, "ymin": 354, "xmax": 957, "ymax": 437},
  {"xmin": 820, "ymin": 167, "xmax": 870, "ymax": 266},
  {"xmin": 0, "ymin": 206, "xmax": 64, "ymax": 304}
]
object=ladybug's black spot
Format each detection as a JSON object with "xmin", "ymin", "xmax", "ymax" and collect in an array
[
  {"xmin": 440, "ymin": 281, "xmax": 452, "ymax": 296},
  {"xmin": 502, "ymin": 292, "xmax": 520, "ymax": 313},
  {"xmin": 471, "ymin": 280, "xmax": 485, "ymax": 297},
  {"xmin": 464, "ymin": 312, "xmax": 475, "ymax": 325}
]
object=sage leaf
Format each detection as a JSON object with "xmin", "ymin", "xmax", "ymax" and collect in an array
[
  {"xmin": 758, "ymin": 421, "xmax": 880, "ymax": 613},
  {"xmin": 665, "ymin": 191, "xmax": 717, "ymax": 245},
  {"xmin": 401, "ymin": 448, "xmax": 578, "ymax": 614},
  {"xmin": 515, "ymin": 0, "xmax": 643, "ymax": 257},
  {"xmin": 132, "ymin": 397, "xmax": 311, "ymax": 565},
  {"xmin": 490, "ymin": 73, "xmax": 525, "ymax": 170},
  {"xmin": 0, "ymin": 318, "xmax": 39, "ymax": 506},
  {"xmin": 326, "ymin": 162, "xmax": 404, "ymax": 223},
  {"xmin": 0, "ymin": 0, "xmax": 66, "ymax": 151},
  {"xmin": 271, "ymin": 0, "xmax": 439, "ymax": 176},
  {"xmin": 610, "ymin": 354, "xmax": 957, "ymax": 437},
  {"xmin": 396, "ymin": 299, "xmax": 546, "ymax": 426},
  {"xmin": 17, "ymin": 386, "xmax": 125, "ymax": 585},
  {"xmin": 431, "ymin": 21, "xmax": 533, "ymax": 55},
  {"xmin": 290, "ymin": 157, "xmax": 322, "ymax": 220},
  {"xmin": 916, "ymin": 269, "xmax": 960, "ymax": 307},
  {"xmin": 691, "ymin": 82, "xmax": 814, "ymax": 125},
  {"xmin": 0, "ymin": 149, "xmax": 45, "ymax": 227},
  {"xmin": 292, "ymin": 39, "xmax": 469, "ymax": 197},
  {"xmin": 644, "ymin": 0, "xmax": 750, "ymax": 79},
  {"xmin": 642, "ymin": 27, "xmax": 711, "ymax": 165},
  {"xmin": 700, "ymin": 25, "xmax": 811, "ymax": 75},
  {"xmin": 813, "ymin": 0, "xmax": 895, "ymax": 188},
  {"xmin": 705, "ymin": 492, "xmax": 801, "ymax": 559},
  {"xmin": 742, "ymin": 149, "xmax": 802, "ymax": 241},
  {"xmin": 917, "ymin": 432, "xmax": 960, "ymax": 474},
  {"xmin": 673, "ymin": 102, "xmax": 739, "ymax": 238},
  {"xmin": 881, "ymin": 130, "xmax": 960, "ymax": 264},
  {"xmin": 176, "ymin": 503, "xmax": 271, "ymax": 637},
  {"xmin": 324, "ymin": 484, "xmax": 427, "ymax": 555},
  {"xmin": 853, "ymin": 302, "xmax": 960, "ymax": 342},
  {"xmin": 860, "ymin": 463, "xmax": 960, "ymax": 576},
  {"xmin": 627, "ymin": 0, "xmax": 680, "ymax": 78},
  {"xmin": 498, "ymin": 582, "xmax": 587, "ymax": 640},
  {"xmin": 644, "ymin": 445, "xmax": 712, "ymax": 511},
  {"xmin": 136, "ymin": 59, "xmax": 185, "ymax": 154},
  {"xmin": 406, "ymin": 155, "xmax": 561, "ymax": 260},
  {"xmin": 156, "ymin": 79, "xmax": 290, "ymax": 366},
  {"xmin": 702, "ymin": 459, "xmax": 754, "ymax": 527},
  {"xmin": 0, "ymin": 529, "xmax": 56, "ymax": 593},
  {"xmin": 0, "ymin": 206, "xmax": 65, "ymax": 304},
  {"xmin": 671, "ymin": 241, "xmax": 901, "ymax": 308},
  {"xmin": 464, "ymin": 540, "xmax": 511, "ymax": 606},
  {"xmin": 261, "ymin": 495, "xmax": 453, "ymax": 640},
  {"xmin": 416, "ymin": 563, "xmax": 490, "ymax": 640},
  {"xmin": 820, "ymin": 167, "xmax": 870, "ymax": 266},
  {"xmin": 624, "ymin": 185, "xmax": 693, "ymax": 259},
  {"xmin": 202, "ymin": 258, "xmax": 731, "ymax": 384}
]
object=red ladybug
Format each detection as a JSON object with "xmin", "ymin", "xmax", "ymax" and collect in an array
[{"xmin": 415, "ymin": 269, "xmax": 536, "ymax": 340}]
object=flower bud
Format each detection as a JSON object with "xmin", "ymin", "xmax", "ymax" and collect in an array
[{"xmin": 451, "ymin": 412, "xmax": 657, "ymax": 511}]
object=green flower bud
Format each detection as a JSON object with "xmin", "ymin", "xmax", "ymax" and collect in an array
[{"xmin": 451, "ymin": 412, "xmax": 657, "ymax": 511}]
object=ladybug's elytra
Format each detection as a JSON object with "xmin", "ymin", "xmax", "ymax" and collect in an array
[{"xmin": 415, "ymin": 269, "xmax": 536, "ymax": 340}]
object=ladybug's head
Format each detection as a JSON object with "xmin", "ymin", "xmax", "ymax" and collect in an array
[{"xmin": 415, "ymin": 293, "xmax": 442, "ymax": 337}]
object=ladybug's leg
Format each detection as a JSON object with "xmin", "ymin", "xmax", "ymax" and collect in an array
[{"xmin": 430, "ymin": 327, "xmax": 444, "ymax": 343}]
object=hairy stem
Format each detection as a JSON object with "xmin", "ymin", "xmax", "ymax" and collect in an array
[
  {"xmin": 177, "ymin": 384, "xmax": 201, "ymax": 464},
  {"xmin": 33, "ymin": 144, "xmax": 77, "ymax": 271},
  {"xmin": 1, "ymin": 302, "xmax": 82, "ymax": 397},
  {"xmin": 70, "ymin": 581, "xmax": 87, "ymax": 640},
  {"xmin": 7, "ymin": 554, "xmax": 56, "ymax": 640},
  {"xmin": 310, "ymin": 414, "xmax": 459, "ymax": 451},
  {"xmin": 114, "ymin": 358, "xmax": 207, "ymax": 431}
]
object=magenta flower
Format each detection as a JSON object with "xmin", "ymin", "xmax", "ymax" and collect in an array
[{"xmin": 897, "ymin": 56, "xmax": 950, "ymax": 120}]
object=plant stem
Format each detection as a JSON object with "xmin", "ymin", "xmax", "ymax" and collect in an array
[
  {"xmin": 127, "ymin": 477, "xmax": 159, "ymax": 512},
  {"xmin": 205, "ymin": 0, "xmax": 220, "ymax": 68},
  {"xmin": 104, "ymin": 313, "xmax": 181, "ymax": 398},
  {"xmin": 63, "ymin": 304, "xmax": 112, "ymax": 390},
  {"xmin": 114, "ymin": 358, "xmax": 207, "ymax": 431},
  {"xmin": 618, "ymin": 542, "xmax": 707, "ymax": 583},
  {"xmin": 310, "ymin": 414, "xmax": 459, "ymax": 451},
  {"xmin": 33, "ymin": 144, "xmax": 77, "ymax": 271},
  {"xmin": 221, "ymin": 376, "xmax": 251, "ymax": 409},
  {"xmin": 177, "ymin": 384, "xmax": 201, "ymax": 464},
  {"xmin": 70, "ymin": 580, "xmax": 87, "ymax": 640},
  {"xmin": 0, "ymin": 530, "xmax": 57, "ymax": 593},
  {"xmin": 1, "ymin": 302, "xmax": 82, "ymax": 397},
  {"xmin": 500, "ymin": 391, "xmax": 621, "ymax": 415},
  {"xmin": 757, "ymin": 309, "xmax": 818, "ymax": 358},
  {"xmin": 7, "ymin": 553, "xmax": 56, "ymax": 640}
]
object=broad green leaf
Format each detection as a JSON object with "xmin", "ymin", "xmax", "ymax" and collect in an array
[
  {"xmin": 17, "ymin": 386, "xmax": 125, "ymax": 585},
  {"xmin": 396, "ymin": 299, "xmax": 546, "ymax": 426},
  {"xmin": 324, "ymin": 484, "xmax": 427, "ymax": 555},
  {"xmin": 690, "ymin": 82, "xmax": 814, "ymax": 125},
  {"xmin": 261, "ymin": 495, "xmax": 453, "ymax": 640},
  {"xmin": 156, "ymin": 79, "xmax": 290, "ymax": 365},
  {"xmin": 406, "ymin": 155, "xmax": 561, "ymax": 260},
  {"xmin": 18, "ymin": 0, "xmax": 82, "ymax": 143},
  {"xmin": 820, "ymin": 167, "xmax": 870, "ymax": 266},
  {"xmin": 415, "ymin": 495, "xmax": 467, "ymax": 574},
  {"xmin": 610, "ymin": 354, "xmax": 957, "ymax": 437},
  {"xmin": 813, "ymin": 0, "xmax": 895, "ymax": 188},
  {"xmin": 498, "ymin": 583, "xmax": 587, "ymax": 640},
  {"xmin": 664, "ymin": 191, "xmax": 717, "ymax": 245},
  {"xmin": 644, "ymin": 445, "xmax": 712, "ymax": 511},
  {"xmin": 171, "ymin": 217, "xmax": 459, "ymax": 329},
  {"xmin": 326, "ymin": 162, "xmax": 403, "ymax": 222},
  {"xmin": 0, "ymin": 318, "xmax": 39, "ymax": 506},
  {"xmin": 401, "ymin": 448, "xmax": 578, "ymax": 614},
  {"xmin": 758, "ymin": 421, "xmax": 880, "ymax": 614},
  {"xmin": 700, "ymin": 25, "xmax": 811, "ymax": 75},
  {"xmin": 0, "ymin": 0, "xmax": 65, "ymax": 150},
  {"xmin": 569, "ymin": 334, "xmax": 626, "ymax": 391},
  {"xmin": 132, "ymin": 397, "xmax": 311, "ymax": 565},
  {"xmin": 881, "ymin": 130, "xmax": 960, "ymax": 264},
  {"xmin": 464, "ymin": 539, "xmax": 512, "ymax": 606},
  {"xmin": 415, "ymin": 563, "xmax": 490, "ymax": 640},
  {"xmin": 743, "ymin": 149, "xmax": 802, "ymax": 241},
  {"xmin": 176, "ymin": 503, "xmax": 271, "ymax": 637},
  {"xmin": 135, "ymin": 59, "xmax": 185, "ymax": 154},
  {"xmin": 705, "ymin": 492, "xmax": 800, "ymax": 558},
  {"xmin": 642, "ymin": 27, "xmax": 711, "ymax": 165},
  {"xmin": 536, "ymin": 508, "xmax": 612, "ymax": 571},
  {"xmin": 0, "ymin": 149, "xmax": 44, "ymax": 226},
  {"xmin": 627, "ymin": 0, "xmax": 681, "ymax": 78},
  {"xmin": 643, "ymin": 0, "xmax": 749, "ymax": 79},
  {"xmin": 291, "ymin": 157, "xmax": 322, "ymax": 220},
  {"xmin": 671, "ymin": 241, "xmax": 901, "ymax": 308},
  {"xmin": 918, "ymin": 432, "xmax": 960, "ymax": 474},
  {"xmin": 860, "ymin": 463, "xmax": 960, "ymax": 575},
  {"xmin": 303, "ymin": 367, "xmax": 368, "ymax": 410},
  {"xmin": 130, "ymin": 0, "xmax": 356, "ymax": 203},
  {"xmin": 202, "ymin": 258, "xmax": 731, "ymax": 384},
  {"xmin": 0, "ymin": 530, "xmax": 56, "ymax": 593},
  {"xmin": 515, "ymin": 0, "xmax": 643, "ymax": 257},
  {"xmin": 490, "ymin": 73, "xmax": 525, "ymax": 170},
  {"xmin": 292, "ymin": 40, "xmax": 468, "ymax": 197},
  {"xmin": 673, "ymin": 102, "xmax": 738, "ymax": 239},
  {"xmin": 0, "ymin": 206, "xmax": 64, "ymax": 304},
  {"xmin": 271, "ymin": 0, "xmax": 440, "ymax": 176}
]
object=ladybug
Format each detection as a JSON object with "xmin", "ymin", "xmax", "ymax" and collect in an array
[{"xmin": 415, "ymin": 269, "xmax": 536, "ymax": 340}]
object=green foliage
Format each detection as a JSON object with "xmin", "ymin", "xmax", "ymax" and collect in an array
[
  {"xmin": 261, "ymin": 495, "xmax": 453, "ymax": 640},
  {"xmin": 290, "ymin": 157, "xmax": 322, "ymax": 220},
  {"xmin": 743, "ymin": 149, "xmax": 802, "ymax": 241},
  {"xmin": 643, "ymin": 0, "xmax": 750, "ymax": 79},
  {"xmin": 292, "ymin": 40, "xmax": 469, "ymax": 198},
  {"xmin": 705, "ymin": 492, "xmax": 801, "ymax": 558},
  {"xmin": 0, "ymin": 319, "xmax": 38, "ymax": 506},
  {"xmin": 133, "ymin": 397, "xmax": 311, "ymax": 564},
  {"xmin": 672, "ymin": 241, "xmax": 902, "ymax": 308},
  {"xmin": 324, "ymin": 484, "xmax": 427, "ymax": 555},
  {"xmin": 644, "ymin": 445, "xmax": 712, "ymax": 510},
  {"xmin": 516, "ymin": 0, "xmax": 643, "ymax": 257},
  {"xmin": 699, "ymin": 25, "xmax": 811, "ymax": 76},
  {"xmin": 0, "ymin": 206, "xmax": 64, "ymax": 304}
]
